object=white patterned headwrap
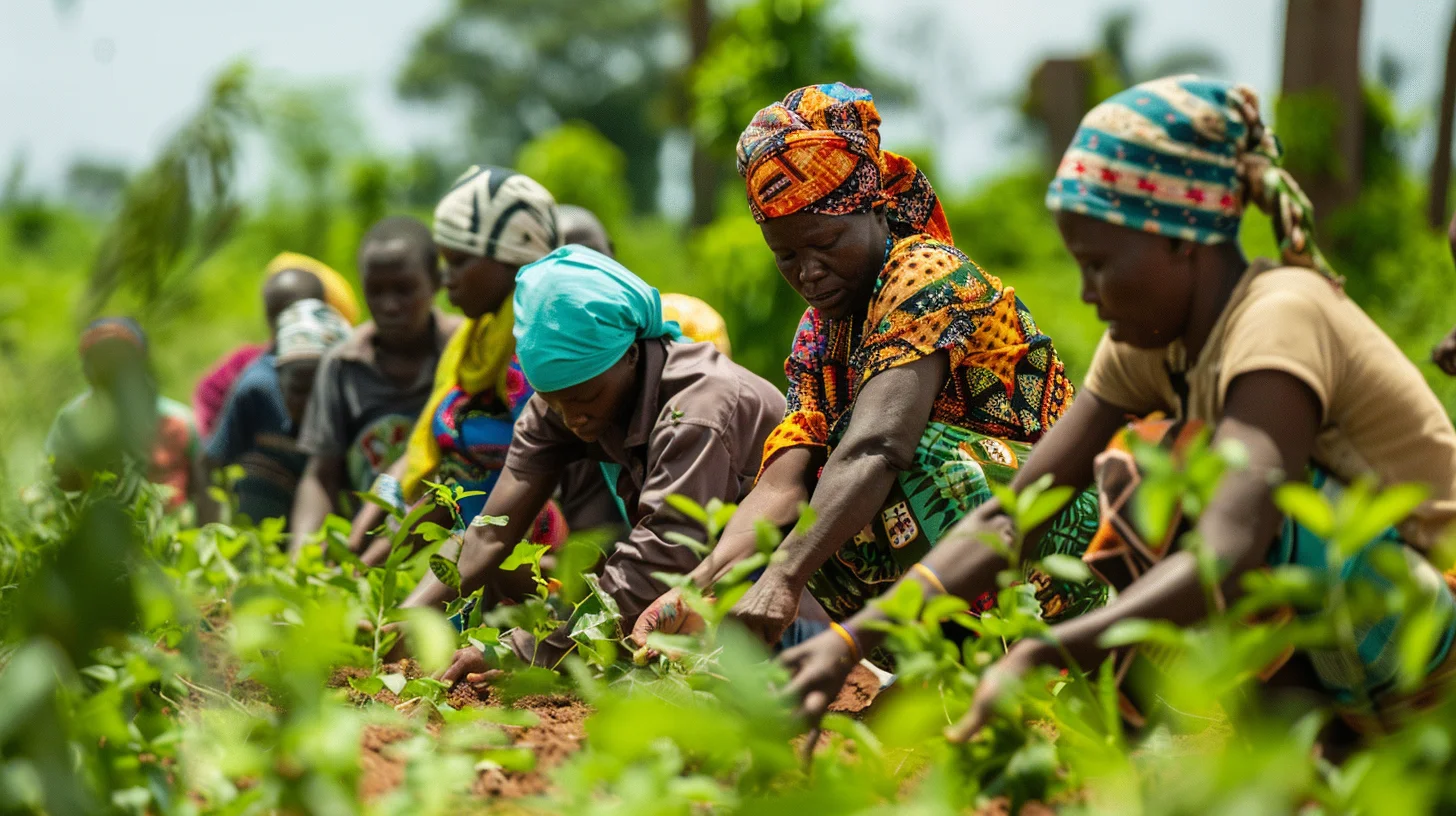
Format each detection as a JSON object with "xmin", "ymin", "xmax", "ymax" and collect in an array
[
  {"xmin": 275, "ymin": 299, "xmax": 351, "ymax": 365},
  {"xmin": 432, "ymin": 165, "xmax": 561, "ymax": 266}
]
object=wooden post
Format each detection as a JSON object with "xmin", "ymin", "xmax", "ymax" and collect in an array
[
  {"xmin": 1429, "ymin": 5, "xmax": 1456, "ymax": 229},
  {"xmin": 1030, "ymin": 59, "xmax": 1092, "ymax": 174},
  {"xmin": 1281, "ymin": 0, "xmax": 1365, "ymax": 218}
]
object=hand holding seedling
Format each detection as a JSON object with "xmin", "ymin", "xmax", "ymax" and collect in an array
[
  {"xmin": 629, "ymin": 586, "xmax": 707, "ymax": 656},
  {"xmin": 437, "ymin": 645, "xmax": 502, "ymax": 687}
]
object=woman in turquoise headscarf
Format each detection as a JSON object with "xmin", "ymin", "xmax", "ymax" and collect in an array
[{"xmin": 395, "ymin": 245, "xmax": 785, "ymax": 678}]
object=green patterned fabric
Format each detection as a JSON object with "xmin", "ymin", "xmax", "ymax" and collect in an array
[{"xmin": 806, "ymin": 421, "xmax": 1103, "ymax": 621}]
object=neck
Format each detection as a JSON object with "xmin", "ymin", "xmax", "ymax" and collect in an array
[
  {"xmin": 375, "ymin": 318, "xmax": 435, "ymax": 354},
  {"xmin": 1179, "ymin": 243, "xmax": 1248, "ymax": 362}
]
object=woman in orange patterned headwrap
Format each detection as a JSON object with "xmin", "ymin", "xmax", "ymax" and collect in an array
[{"xmin": 631, "ymin": 83, "xmax": 1099, "ymax": 655}]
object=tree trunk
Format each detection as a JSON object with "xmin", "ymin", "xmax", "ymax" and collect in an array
[
  {"xmin": 1428, "ymin": 4, "xmax": 1456, "ymax": 229},
  {"xmin": 1030, "ymin": 59, "xmax": 1093, "ymax": 175},
  {"xmin": 1281, "ymin": 0, "xmax": 1365, "ymax": 219},
  {"xmin": 687, "ymin": 0, "xmax": 718, "ymax": 228}
]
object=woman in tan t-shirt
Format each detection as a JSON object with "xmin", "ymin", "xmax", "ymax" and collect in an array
[{"xmin": 781, "ymin": 76, "xmax": 1456, "ymax": 738}]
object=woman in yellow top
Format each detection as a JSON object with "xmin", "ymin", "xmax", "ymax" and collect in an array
[{"xmin": 783, "ymin": 76, "xmax": 1456, "ymax": 737}]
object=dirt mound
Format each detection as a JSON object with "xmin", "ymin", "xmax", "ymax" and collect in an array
[
  {"xmin": 828, "ymin": 663, "xmax": 882, "ymax": 714},
  {"xmin": 347, "ymin": 660, "xmax": 878, "ymax": 802}
]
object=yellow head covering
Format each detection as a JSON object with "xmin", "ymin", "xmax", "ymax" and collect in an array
[
  {"xmin": 400, "ymin": 299, "xmax": 517, "ymax": 500},
  {"xmin": 661, "ymin": 293, "xmax": 732, "ymax": 357},
  {"xmin": 264, "ymin": 252, "xmax": 361, "ymax": 325}
]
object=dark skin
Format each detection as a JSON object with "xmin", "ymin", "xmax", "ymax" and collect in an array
[
  {"xmin": 277, "ymin": 360, "xmax": 319, "ymax": 428},
  {"xmin": 781, "ymin": 212, "xmax": 1326, "ymax": 734},
  {"xmin": 385, "ymin": 348, "xmax": 643, "ymax": 677},
  {"xmin": 441, "ymin": 246, "xmax": 517, "ymax": 320},
  {"xmin": 290, "ymin": 242, "xmax": 441, "ymax": 556},
  {"xmin": 349, "ymin": 246, "xmax": 523, "ymax": 562},
  {"xmin": 631, "ymin": 206, "xmax": 957, "ymax": 647},
  {"xmin": 262, "ymin": 269, "xmax": 325, "ymax": 340}
]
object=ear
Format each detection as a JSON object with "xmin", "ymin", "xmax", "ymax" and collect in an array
[{"xmin": 623, "ymin": 342, "xmax": 640, "ymax": 368}]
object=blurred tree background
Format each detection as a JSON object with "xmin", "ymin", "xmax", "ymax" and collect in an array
[{"xmin": 4, "ymin": 0, "xmax": 1456, "ymax": 495}]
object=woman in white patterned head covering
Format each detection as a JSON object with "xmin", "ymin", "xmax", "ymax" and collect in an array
[
  {"xmin": 433, "ymin": 164, "xmax": 561, "ymax": 318},
  {"xmin": 273, "ymin": 298, "xmax": 351, "ymax": 426}
]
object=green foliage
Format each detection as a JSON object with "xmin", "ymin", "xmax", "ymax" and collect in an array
[
  {"xmin": 690, "ymin": 0, "xmax": 871, "ymax": 160},
  {"xmin": 396, "ymin": 0, "xmax": 676, "ymax": 212},
  {"xmin": 515, "ymin": 122, "xmax": 632, "ymax": 233}
]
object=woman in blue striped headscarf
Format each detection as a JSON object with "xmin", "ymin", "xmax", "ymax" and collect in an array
[{"xmin": 782, "ymin": 76, "xmax": 1456, "ymax": 742}]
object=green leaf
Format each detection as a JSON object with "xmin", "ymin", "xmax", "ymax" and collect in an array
[
  {"xmin": 664, "ymin": 531, "xmax": 712, "ymax": 557},
  {"xmin": 753, "ymin": 518, "xmax": 783, "ymax": 556},
  {"xmin": 470, "ymin": 514, "xmax": 509, "ymax": 528},
  {"xmin": 390, "ymin": 500, "xmax": 437, "ymax": 549},
  {"xmin": 429, "ymin": 554, "xmax": 462, "ymax": 594},
  {"xmin": 355, "ymin": 489, "xmax": 404, "ymax": 520},
  {"xmin": 1020, "ymin": 485, "xmax": 1074, "ymax": 533},
  {"xmin": 920, "ymin": 593, "xmax": 970, "ymax": 624},
  {"xmin": 379, "ymin": 672, "xmax": 407, "ymax": 696},
  {"xmin": 665, "ymin": 494, "xmax": 710, "ymax": 524},
  {"xmin": 402, "ymin": 608, "xmax": 458, "ymax": 675},
  {"xmin": 416, "ymin": 522, "xmax": 454, "ymax": 544},
  {"xmin": 499, "ymin": 542, "xmax": 550, "ymax": 572},
  {"xmin": 1273, "ymin": 483, "xmax": 1335, "ymax": 538},
  {"xmin": 1039, "ymin": 554, "xmax": 1093, "ymax": 584},
  {"xmin": 348, "ymin": 675, "xmax": 384, "ymax": 696},
  {"xmin": 1337, "ymin": 482, "xmax": 1430, "ymax": 557},
  {"xmin": 1097, "ymin": 617, "xmax": 1188, "ymax": 650}
]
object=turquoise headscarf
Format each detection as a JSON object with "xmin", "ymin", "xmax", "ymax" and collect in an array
[{"xmin": 513, "ymin": 245, "xmax": 684, "ymax": 393}]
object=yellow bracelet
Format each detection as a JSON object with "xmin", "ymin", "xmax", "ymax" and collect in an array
[
  {"xmin": 829, "ymin": 621, "xmax": 861, "ymax": 663},
  {"xmin": 911, "ymin": 562, "xmax": 947, "ymax": 595}
]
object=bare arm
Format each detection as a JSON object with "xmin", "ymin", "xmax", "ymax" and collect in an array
[
  {"xmin": 1021, "ymin": 370, "xmax": 1320, "ymax": 669},
  {"xmin": 397, "ymin": 466, "xmax": 560, "ymax": 613},
  {"xmin": 349, "ymin": 455, "xmax": 409, "ymax": 554},
  {"xmin": 834, "ymin": 391, "xmax": 1129, "ymax": 658},
  {"xmin": 730, "ymin": 353, "xmax": 948, "ymax": 643},
  {"xmin": 690, "ymin": 446, "xmax": 820, "ymax": 588},
  {"xmin": 289, "ymin": 454, "xmax": 344, "ymax": 555}
]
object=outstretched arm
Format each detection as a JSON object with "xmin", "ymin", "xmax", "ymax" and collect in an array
[
  {"xmin": 949, "ymin": 370, "xmax": 1321, "ymax": 739},
  {"xmin": 729, "ymin": 353, "xmax": 948, "ymax": 644}
]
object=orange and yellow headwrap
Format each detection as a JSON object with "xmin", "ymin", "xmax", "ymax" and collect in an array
[{"xmin": 735, "ymin": 82, "xmax": 951, "ymax": 243}]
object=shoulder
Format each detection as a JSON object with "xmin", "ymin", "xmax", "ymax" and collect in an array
[
  {"xmin": 233, "ymin": 355, "xmax": 281, "ymax": 392},
  {"xmin": 876, "ymin": 237, "xmax": 1005, "ymax": 315},
  {"xmin": 1225, "ymin": 265, "xmax": 1349, "ymax": 349},
  {"xmin": 1242, "ymin": 265, "xmax": 1347, "ymax": 309},
  {"xmin": 658, "ymin": 342, "xmax": 784, "ymax": 432}
]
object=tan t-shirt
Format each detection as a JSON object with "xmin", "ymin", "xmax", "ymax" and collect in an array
[{"xmin": 1083, "ymin": 259, "xmax": 1456, "ymax": 550}]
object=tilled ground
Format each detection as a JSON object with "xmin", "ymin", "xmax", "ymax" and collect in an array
[{"xmin": 335, "ymin": 660, "xmax": 885, "ymax": 804}]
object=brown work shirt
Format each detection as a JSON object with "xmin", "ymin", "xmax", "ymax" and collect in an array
[
  {"xmin": 503, "ymin": 338, "xmax": 785, "ymax": 663},
  {"xmin": 297, "ymin": 309, "xmax": 461, "ymax": 492}
]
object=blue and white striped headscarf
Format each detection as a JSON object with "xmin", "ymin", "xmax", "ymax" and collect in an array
[{"xmin": 1047, "ymin": 75, "xmax": 1332, "ymax": 278}]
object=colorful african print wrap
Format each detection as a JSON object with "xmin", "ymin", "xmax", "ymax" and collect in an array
[
  {"xmin": 736, "ymin": 82, "xmax": 951, "ymax": 242},
  {"xmin": 1048, "ymin": 75, "xmax": 1334, "ymax": 280},
  {"xmin": 760, "ymin": 237, "xmax": 1073, "ymax": 471},
  {"xmin": 807, "ymin": 421, "xmax": 1103, "ymax": 626}
]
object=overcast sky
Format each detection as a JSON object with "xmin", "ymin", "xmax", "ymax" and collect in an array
[{"xmin": 2, "ymin": 0, "xmax": 1451, "ymax": 204}]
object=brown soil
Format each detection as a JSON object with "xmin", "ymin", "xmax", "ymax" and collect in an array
[
  {"xmin": 343, "ymin": 659, "xmax": 881, "ymax": 803},
  {"xmin": 828, "ymin": 663, "xmax": 882, "ymax": 714},
  {"xmin": 333, "ymin": 661, "xmax": 588, "ymax": 802}
]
